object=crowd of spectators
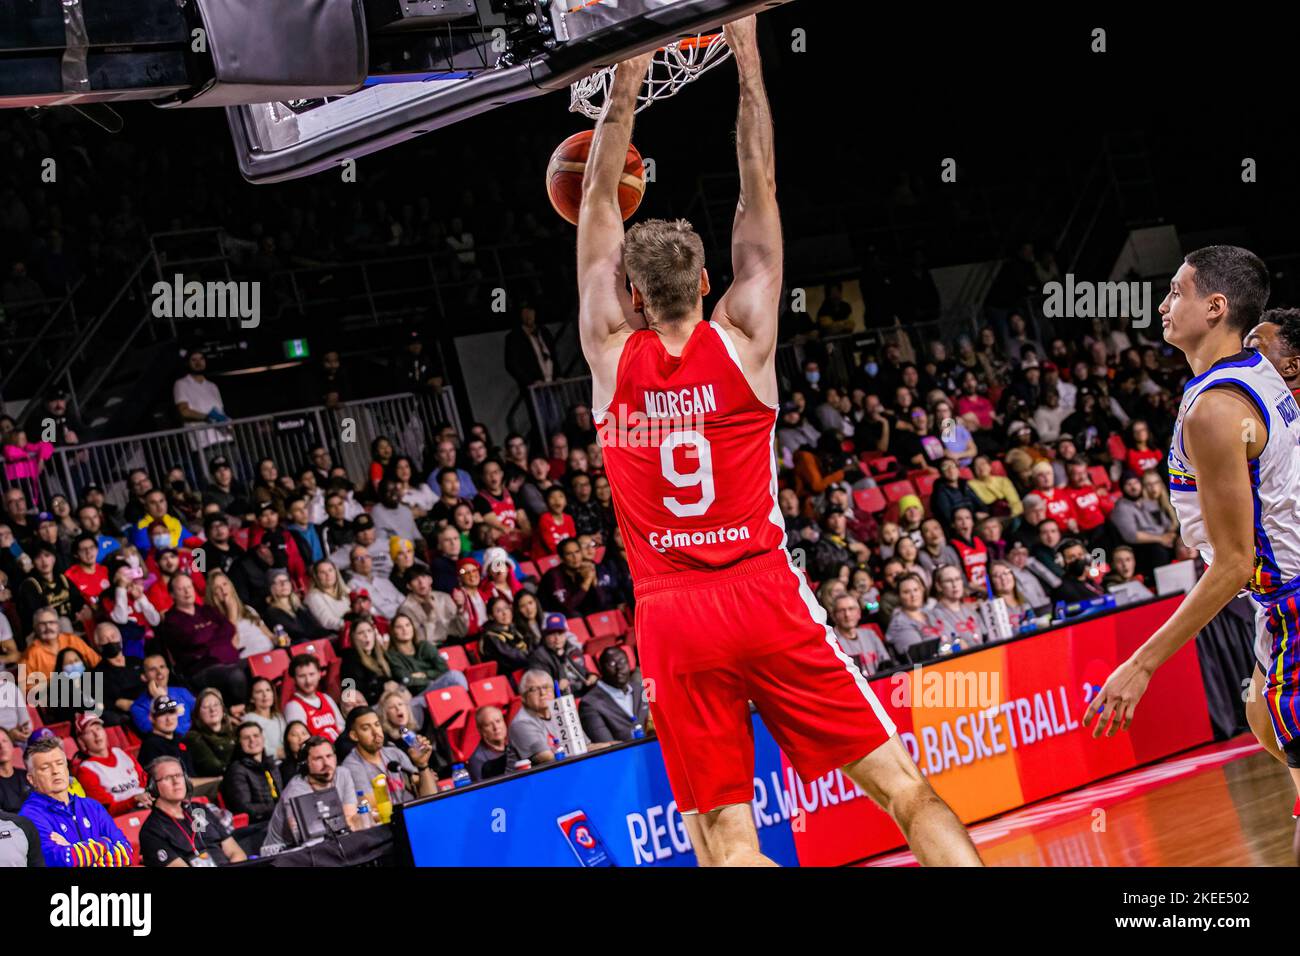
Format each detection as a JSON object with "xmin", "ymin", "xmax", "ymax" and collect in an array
[
  {"xmin": 0, "ymin": 352, "xmax": 652, "ymax": 864},
  {"xmin": 0, "ymin": 246, "xmax": 1197, "ymax": 866},
  {"xmin": 780, "ymin": 299, "xmax": 1189, "ymax": 667}
]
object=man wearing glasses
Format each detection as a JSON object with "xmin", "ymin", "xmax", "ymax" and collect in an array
[
  {"xmin": 506, "ymin": 670, "xmax": 609, "ymax": 767},
  {"xmin": 139, "ymin": 756, "xmax": 247, "ymax": 867}
]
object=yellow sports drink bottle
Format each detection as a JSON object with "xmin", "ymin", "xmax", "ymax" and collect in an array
[{"xmin": 371, "ymin": 774, "xmax": 393, "ymax": 824}]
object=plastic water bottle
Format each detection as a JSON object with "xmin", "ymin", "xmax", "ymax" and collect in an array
[
  {"xmin": 274, "ymin": 624, "xmax": 289, "ymax": 648},
  {"xmin": 356, "ymin": 804, "xmax": 372, "ymax": 829},
  {"xmin": 631, "ymin": 723, "xmax": 645, "ymax": 740},
  {"xmin": 451, "ymin": 763, "xmax": 471, "ymax": 788},
  {"xmin": 400, "ymin": 727, "xmax": 418, "ymax": 750},
  {"xmin": 553, "ymin": 743, "xmax": 568, "ymax": 761}
]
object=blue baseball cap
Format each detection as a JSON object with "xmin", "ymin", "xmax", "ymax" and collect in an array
[{"xmin": 542, "ymin": 613, "xmax": 567, "ymax": 633}]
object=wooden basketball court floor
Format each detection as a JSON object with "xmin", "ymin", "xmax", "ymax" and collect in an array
[{"xmin": 863, "ymin": 736, "xmax": 1298, "ymax": 867}]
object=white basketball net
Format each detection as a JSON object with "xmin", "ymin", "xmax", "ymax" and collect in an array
[{"xmin": 569, "ymin": 33, "xmax": 731, "ymax": 119}]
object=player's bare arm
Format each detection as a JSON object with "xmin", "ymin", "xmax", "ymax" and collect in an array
[
  {"xmin": 577, "ymin": 51, "xmax": 655, "ymax": 408},
  {"xmin": 711, "ymin": 16, "xmax": 782, "ymax": 406},
  {"xmin": 1083, "ymin": 388, "xmax": 1261, "ymax": 736}
]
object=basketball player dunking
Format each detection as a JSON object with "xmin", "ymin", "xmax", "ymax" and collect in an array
[
  {"xmin": 1085, "ymin": 249, "xmax": 1300, "ymax": 814},
  {"xmin": 577, "ymin": 17, "xmax": 980, "ymax": 867}
]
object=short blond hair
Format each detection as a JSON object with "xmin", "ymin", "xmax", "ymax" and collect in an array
[{"xmin": 622, "ymin": 218, "xmax": 705, "ymax": 321}]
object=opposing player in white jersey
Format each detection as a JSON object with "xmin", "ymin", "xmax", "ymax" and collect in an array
[
  {"xmin": 1085, "ymin": 248, "xmax": 1300, "ymax": 807},
  {"xmin": 1240, "ymin": 309, "xmax": 1300, "ymax": 801}
]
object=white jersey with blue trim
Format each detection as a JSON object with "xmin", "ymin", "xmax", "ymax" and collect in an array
[{"xmin": 1168, "ymin": 348, "xmax": 1300, "ymax": 603}]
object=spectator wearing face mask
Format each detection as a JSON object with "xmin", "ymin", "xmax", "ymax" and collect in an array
[
  {"xmin": 1052, "ymin": 538, "xmax": 1105, "ymax": 603},
  {"xmin": 90, "ymin": 622, "xmax": 142, "ymax": 728}
]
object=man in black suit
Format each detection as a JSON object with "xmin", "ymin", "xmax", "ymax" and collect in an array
[
  {"xmin": 503, "ymin": 302, "xmax": 556, "ymax": 389},
  {"xmin": 578, "ymin": 646, "xmax": 648, "ymax": 744}
]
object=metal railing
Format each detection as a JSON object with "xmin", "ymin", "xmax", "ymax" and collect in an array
[
  {"xmin": 528, "ymin": 376, "xmax": 593, "ymax": 445},
  {"xmin": 2, "ymin": 388, "xmax": 460, "ymax": 515}
]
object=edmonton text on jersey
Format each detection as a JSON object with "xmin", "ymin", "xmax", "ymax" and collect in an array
[{"xmin": 649, "ymin": 524, "xmax": 752, "ymax": 554}]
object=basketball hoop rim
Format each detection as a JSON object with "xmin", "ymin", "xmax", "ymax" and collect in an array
[{"xmin": 667, "ymin": 32, "xmax": 725, "ymax": 53}]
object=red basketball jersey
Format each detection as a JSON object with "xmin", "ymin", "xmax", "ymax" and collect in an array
[{"xmin": 596, "ymin": 320, "xmax": 785, "ymax": 581}]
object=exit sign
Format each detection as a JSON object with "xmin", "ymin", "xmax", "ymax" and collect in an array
[{"xmin": 283, "ymin": 339, "xmax": 310, "ymax": 359}]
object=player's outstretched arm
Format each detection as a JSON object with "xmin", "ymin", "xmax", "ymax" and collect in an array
[
  {"xmin": 1082, "ymin": 389, "xmax": 1259, "ymax": 736},
  {"xmin": 714, "ymin": 15, "xmax": 781, "ymax": 360},
  {"xmin": 577, "ymin": 52, "xmax": 653, "ymax": 371}
]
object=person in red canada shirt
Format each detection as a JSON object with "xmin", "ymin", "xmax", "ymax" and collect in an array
[
  {"xmin": 1063, "ymin": 458, "xmax": 1114, "ymax": 544},
  {"xmin": 72, "ymin": 713, "xmax": 151, "ymax": 816},
  {"xmin": 1122, "ymin": 419, "xmax": 1163, "ymax": 476},
  {"xmin": 531, "ymin": 485, "xmax": 576, "ymax": 561},
  {"xmin": 948, "ymin": 507, "xmax": 990, "ymax": 590},
  {"xmin": 66, "ymin": 533, "xmax": 110, "ymax": 608},
  {"xmin": 1028, "ymin": 460, "xmax": 1077, "ymax": 533}
]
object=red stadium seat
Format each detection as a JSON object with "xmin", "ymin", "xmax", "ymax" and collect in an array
[
  {"xmin": 439, "ymin": 645, "xmax": 472, "ymax": 672},
  {"xmin": 882, "ymin": 480, "xmax": 916, "ymax": 503},
  {"xmin": 1107, "ymin": 433, "xmax": 1128, "ymax": 462},
  {"xmin": 248, "ymin": 649, "xmax": 290, "ymax": 683},
  {"xmin": 536, "ymin": 554, "xmax": 561, "ymax": 573},
  {"xmin": 958, "ymin": 467, "xmax": 974, "ymax": 481},
  {"xmin": 853, "ymin": 487, "xmax": 887, "ymax": 515},
  {"xmin": 566, "ymin": 618, "xmax": 592, "ymax": 644},
  {"xmin": 105, "ymin": 725, "xmax": 135, "ymax": 751},
  {"xmin": 585, "ymin": 635, "xmax": 619, "ymax": 661},
  {"xmin": 622, "ymin": 606, "xmax": 635, "ymax": 628},
  {"xmin": 859, "ymin": 450, "xmax": 883, "ymax": 465},
  {"xmin": 593, "ymin": 546, "xmax": 606, "ymax": 564},
  {"xmin": 623, "ymin": 626, "xmax": 636, "ymax": 647},
  {"xmin": 45, "ymin": 721, "xmax": 71, "ymax": 739},
  {"xmin": 505, "ymin": 698, "xmax": 524, "ymax": 724},
  {"xmin": 868, "ymin": 455, "xmax": 898, "ymax": 475},
  {"xmin": 989, "ymin": 459, "xmax": 1007, "ymax": 477},
  {"xmin": 450, "ymin": 714, "xmax": 481, "ymax": 764},
  {"xmin": 26, "ymin": 705, "xmax": 42, "ymax": 730},
  {"xmin": 1087, "ymin": 465, "xmax": 1112, "ymax": 491},
  {"xmin": 114, "ymin": 811, "xmax": 148, "ymax": 864},
  {"xmin": 517, "ymin": 560, "xmax": 540, "ymax": 580},
  {"xmin": 291, "ymin": 640, "xmax": 337, "ymax": 668},
  {"xmin": 469, "ymin": 677, "xmax": 512, "ymax": 710},
  {"xmin": 464, "ymin": 662, "xmax": 498, "ymax": 683},
  {"xmin": 424, "ymin": 686, "xmax": 474, "ymax": 733},
  {"xmin": 860, "ymin": 622, "xmax": 885, "ymax": 643},
  {"xmin": 61, "ymin": 737, "xmax": 78, "ymax": 761},
  {"xmin": 620, "ymin": 645, "xmax": 638, "ymax": 671},
  {"xmin": 586, "ymin": 611, "xmax": 626, "ymax": 639},
  {"xmin": 584, "ymin": 653, "xmax": 598, "ymax": 675},
  {"xmin": 909, "ymin": 470, "xmax": 938, "ymax": 496}
]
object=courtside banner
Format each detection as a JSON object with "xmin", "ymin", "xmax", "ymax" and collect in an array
[{"xmin": 401, "ymin": 595, "xmax": 1211, "ymax": 866}]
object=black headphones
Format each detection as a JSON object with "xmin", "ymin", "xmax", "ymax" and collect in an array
[{"xmin": 145, "ymin": 756, "xmax": 194, "ymax": 800}]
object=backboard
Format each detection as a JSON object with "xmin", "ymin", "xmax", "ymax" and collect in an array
[{"xmin": 227, "ymin": 0, "xmax": 790, "ymax": 184}]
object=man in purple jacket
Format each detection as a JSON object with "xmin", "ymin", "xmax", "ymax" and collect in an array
[{"xmin": 20, "ymin": 737, "xmax": 132, "ymax": 867}]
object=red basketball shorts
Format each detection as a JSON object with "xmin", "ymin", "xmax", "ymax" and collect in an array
[{"xmin": 634, "ymin": 550, "xmax": 896, "ymax": 814}]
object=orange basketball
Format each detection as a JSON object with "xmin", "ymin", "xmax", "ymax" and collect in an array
[{"xmin": 546, "ymin": 129, "xmax": 645, "ymax": 226}]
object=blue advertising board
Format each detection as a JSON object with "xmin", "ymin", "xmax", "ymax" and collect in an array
[{"xmin": 400, "ymin": 713, "xmax": 798, "ymax": 867}]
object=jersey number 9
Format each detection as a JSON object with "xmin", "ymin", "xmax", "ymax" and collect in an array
[{"xmin": 660, "ymin": 430, "xmax": 715, "ymax": 518}]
